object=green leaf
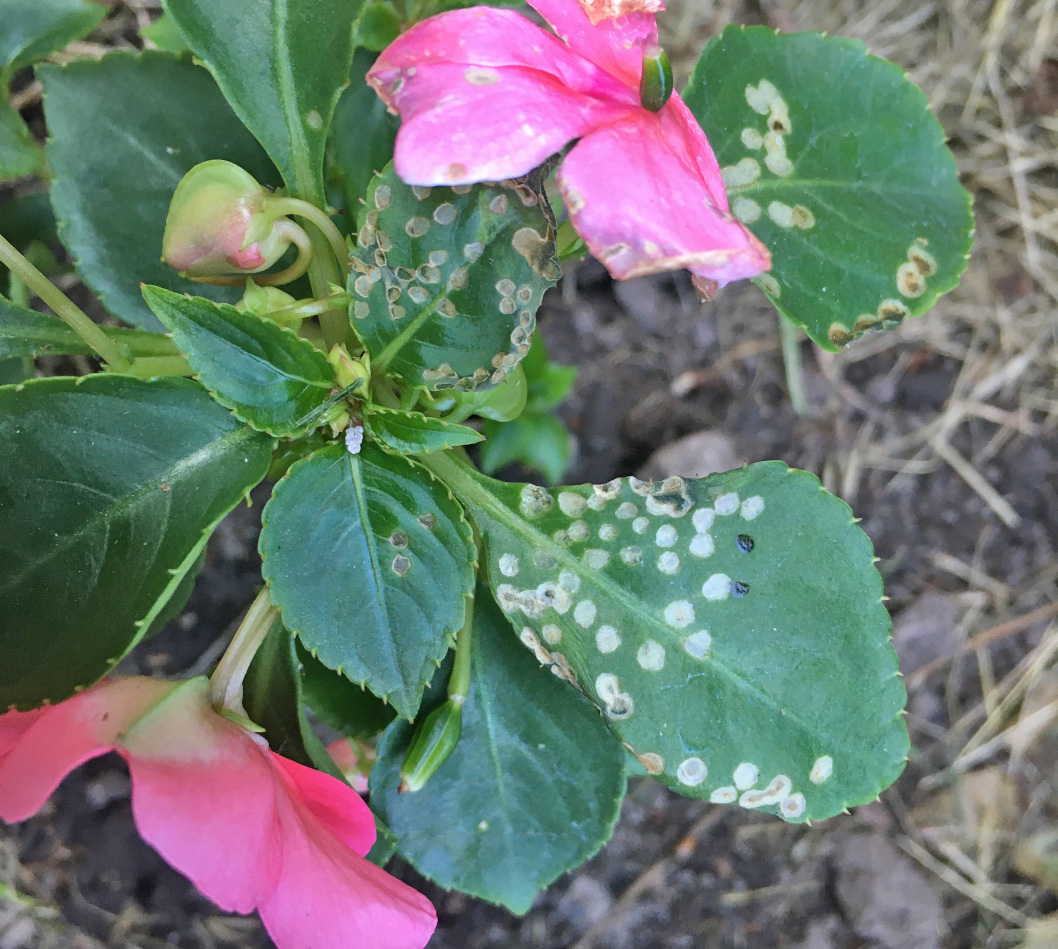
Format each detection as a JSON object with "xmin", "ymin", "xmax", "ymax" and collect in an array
[
  {"xmin": 684, "ymin": 26, "xmax": 973, "ymax": 350},
  {"xmin": 260, "ymin": 443, "xmax": 475, "ymax": 718},
  {"xmin": 0, "ymin": 101, "xmax": 39, "ymax": 182},
  {"xmin": 349, "ymin": 164, "xmax": 559, "ymax": 391},
  {"xmin": 244, "ymin": 615, "xmax": 345, "ymax": 777},
  {"xmin": 141, "ymin": 13, "xmax": 189, "ymax": 53},
  {"xmin": 0, "ymin": 358, "xmax": 32, "ymax": 385},
  {"xmin": 0, "ymin": 0, "xmax": 106, "ymax": 75},
  {"xmin": 0, "ymin": 376, "xmax": 272, "ymax": 709},
  {"xmin": 40, "ymin": 51, "xmax": 281, "ymax": 329},
  {"xmin": 352, "ymin": 2, "xmax": 402, "ymax": 52},
  {"xmin": 297, "ymin": 640, "xmax": 396, "ymax": 739},
  {"xmin": 522, "ymin": 332, "xmax": 576, "ymax": 410},
  {"xmin": 142, "ymin": 286, "xmax": 337, "ymax": 437},
  {"xmin": 370, "ymin": 582, "xmax": 626, "ymax": 913},
  {"xmin": 479, "ymin": 411, "xmax": 571, "ymax": 485},
  {"xmin": 0, "ymin": 299, "xmax": 175, "ymax": 361},
  {"xmin": 427, "ymin": 453, "xmax": 908, "ymax": 823},
  {"xmin": 329, "ymin": 48, "xmax": 399, "ymax": 215},
  {"xmin": 364, "ymin": 406, "xmax": 483, "ymax": 455},
  {"xmin": 162, "ymin": 0, "xmax": 357, "ymax": 203}
]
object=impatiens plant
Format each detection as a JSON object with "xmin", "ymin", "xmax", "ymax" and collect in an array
[{"xmin": 0, "ymin": 0, "xmax": 973, "ymax": 941}]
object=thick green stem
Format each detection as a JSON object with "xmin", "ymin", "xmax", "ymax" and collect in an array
[
  {"xmin": 210, "ymin": 587, "xmax": 277, "ymax": 717},
  {"xmin": 0, "ymin": 233, "xmax": 132, "ymax": 372},
  {"xmin": 125, "ymin": 355, "xmax": 194, "ymax": 378},
  {"xmin": 448, "ymin": 591, "xmax": 476, "ymax": 705},
  {"xmin": 267, "ymin": 197, "xmax": 349, "ymax": 276},
  {"xmin": 779, "ymin": 315, "xmax": 809, "ymax": 417}
]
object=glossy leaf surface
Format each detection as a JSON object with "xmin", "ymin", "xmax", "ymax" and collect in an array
[
  {"xmin": 349, "ymin": 164, "xmax": 559, "ymax": 391},
  {"xmin": 0, "ymin": 376, "xmax": 272, "ymax": 708},
  {"xmin": 41, "ymin": 52, "xmax": 280, "ymax": 328},
  {"xmin": 260, "ymin": 443, "xmax": 475, "ymax": 718},
  {"xmin": 371, "ymin": 584, "xmax": 625, "ymax": 913},
  {"xmin": 143, "ymin": 287, "xmax": 336, "ymax": 437},
  {"xmin": 430, "ymin": 454, "xmax": 908, "ymax": 822},
  {"xmin": 364, "ymin": 406, "xmax": 483, "ymax": 456},
  {"xmin": 162, "ymin": 0, "xmax": 356, "ymax": 202},
  {"xmin": 0, "ymin": 0, "xmax": 106, "ymax": 74},
  {"xmin": 685, "ymin": 27, "xmax": 973, "ymax": 350}
]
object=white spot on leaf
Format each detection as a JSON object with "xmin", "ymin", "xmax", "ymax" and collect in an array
[
  {"xmin": 740, "ymin": 495, "xmax": 765, "ymax": 520},
  {"xmin": 677, "ymin": 757, "xmax": 708, "ymax": 787},
  {"xmin": 810, "ymin": 756, "xmax": 833, "ymax": 785},
  {"xmin": 596, "ymin": 625, "xmax": 621, "ymax": 653},
  {"xmin": 637, "ymin": 640, "xmax": 665, "ymax": 671},
  {"xmin": 733, "ymin": 763, "xmax": 759, "ymax": 790},
  {"xmin": 682, "ymin": 629, "xmax": 712, "ymax": 659},
  {"xmin": 702, "ymin": 574, "xmax": 731, "ymax": 600},
  {"xmin": 498, "ymin": 553, "xmax": 519, "ymax": 577},
  {"xmin": 574, "ymin": 600, "xmax": 597, "ymax": 627},
  {"xmin": 664, "ymin": 600, "xmax": 694, "ymax": 628}
]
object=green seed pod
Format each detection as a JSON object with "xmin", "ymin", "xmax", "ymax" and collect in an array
[
  {"xmin": 639, "ymin": 44, "xmax": 673, "ymax": 113},
  {"xmin": 399, "ymin": 698, "xmax": 463, "ymax": 793}
]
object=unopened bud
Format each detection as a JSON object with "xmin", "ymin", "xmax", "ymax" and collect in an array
[
  {"xmin": 399, "ymin": 698, "xmax": 462, "ymax": 793},
  {"xmin": 236, "ymin": 281, "xmax": 298, "ymax": 316},
  {"xmin": 162, "ymin": 160, "xmax": 291, "ymax": 277},
  {"xmin": 639, "ymin": 44, "xmax": 673, "ymax": 113},
  {"xmin": 327, "ymin": 345, "xmax": 371, "ymax": 390}
]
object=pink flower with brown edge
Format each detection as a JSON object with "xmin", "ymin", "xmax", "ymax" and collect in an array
[
  {"xmin": 367, "ymin": 0, "xmax": 770, "ymax": 288},
  {"xmin": 0, "ymin": 677, "xmax": 436, "ymax": 949}
]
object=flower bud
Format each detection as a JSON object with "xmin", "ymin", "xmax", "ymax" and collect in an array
[
  {"xmin": 236, "ymin": 282, "xmax": 298, "ymax": 316},
  {"xmin": 162, "ymin": 160, "xmax": 291, "ymax": 277},
  {"xmin": 399, "ymin": 698, "xmax": 462, "ymax": 793}
]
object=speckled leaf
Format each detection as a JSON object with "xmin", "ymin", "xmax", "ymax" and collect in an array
[
  {"xmin": 349, "ymin": 164, "xmax": 559, "ymax": 391},
  {"xmin": 0, "ymin": 102, "xmax": 39, "ymax": 182},
  {"xmin": 0, "ymin": 0, "xmax": 106, "ymax": 75},
  {"xmin": 370, "ymin": 582, "xmax": 625, "ymax": 913},
  {"xmin": 260, "ymin": 443, "xmax": 475, "ymax": 718},
  {"xmin": 0, "ymin": 299, "xmax": 175, "ymax": 361},
  {"xmin": 162, "ymin": 0, "xmax": 356, "ymax": 203},
  {"xmin": 143, "ymin": 286, "xmax": 336, "ymax": 437},
  {"xmin": 40, "ymin": 52, "xmax": 281, "ymax": 328},
  {"xmin": 0, "ymin": 376, "xmax": 272, "ymax": 709},
  {"xmin": 684, "ymin": 26, "xmax": 973, "ymax": 351},
  {"xmin": 364, "ymin": 406, "xmax": 483, "ymax": 456},
  {"xmin": 428, "ymin": 454, "xmax": 908, "ymax": 823}
]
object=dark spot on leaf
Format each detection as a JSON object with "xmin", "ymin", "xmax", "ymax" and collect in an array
[
  {"xmin": 731, "ymin": 580, "xmax": 750, "ymax": 597},
  {"xmin": 736, "ymin": 534, "xmax": 754, "ymax": 553},
  {"xmin": 418, "ymin": 513, "xmax": 435, "ymax": 529},
  {"xmin": 389, "ymin": 531, "xmax": 409, "ymax": 548},
  {"xmin": 392, "ymin": 554, "xmax": 412, "ymax": 577}
]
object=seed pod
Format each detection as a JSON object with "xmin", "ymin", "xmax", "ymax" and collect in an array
[
  {"xmin": 639, "ymin": 44, "xmax": 673, "ymax": 113},
  {"xmin": 399, "ymin": 698, "xmax": 463, "ymax": 793}
]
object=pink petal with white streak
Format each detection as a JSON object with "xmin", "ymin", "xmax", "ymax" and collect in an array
[{"xmin": 557, "ymin": 112, "xmax": 771, "ymax": 284}]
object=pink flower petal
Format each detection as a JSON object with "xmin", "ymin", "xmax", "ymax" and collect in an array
[
  {"xmin": 120, "ymin": 679, "xmax": 282, "ymax": 914},
  {"xmin": 269, "ymin": 752, "xmax": 376, "ymax": 855},
  {"xmin": 557, "ymin": 109, "xmax": 771, "ymax": 284},
  {"xmin": 259, "ymin": 766, "xmax": 436, "ymax": 949},
  {"xmin": 0, "ymin": 678, "xmax": 180, "ymax": 822},
  {"xmin": 386, "ymin": 64, "xmax": 632, "ymax": 184},
  {"xmin": 527, "ymin": 0, "xmax": 659, "ymax": 85},
  {"xmin": 577, "ymin": 0, "xmax": 665, "ymax": 25}
]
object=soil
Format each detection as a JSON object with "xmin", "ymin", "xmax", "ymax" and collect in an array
[{"xmin": 4, "ymin": 1, "xmax": 1058, "ymax": 948}]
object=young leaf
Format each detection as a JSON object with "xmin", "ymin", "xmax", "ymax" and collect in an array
[
  {"xmin": 140, "ymin": 13, "xmax": 189, "ymax": 54},
  {"xmin": 0, "ymin": 0, "xmax": 106, "ymax": 75},
  {"xmin": 479, "ymin": 411, "xmax": 572, "ymax": 485},
  {"xmin": 363, "ymin": 406, "xmax": 483, "ymax": 456},
  {"xmin": 40, "ymin": 51, "xmax": 281, "ymax": 329},
  {"xmin": 0, "ymin": 376, "xmax": 272, "ymax": 709},
  {"xmin": 0, "ymin": 299, "xmax": 175, "ymax": 361},
  {"xmin": 162, "ymin": 0, "xmax": 357, "ymax": 203},
  {"xmin": 142, "ymin": 286, "xmax": 337, "ymax": 437},
  {"xmin": 684, "ymin": 27, "xmax": 973, "ymax": 350},
  {"xmin": 0, "ymin": 101, "xmax": 39, "ymax": 182},
  {"xmin": 427, "ymin": 453, "xmax": 909, "ymax": 823},
  {"xmin": 349, "ymin": 164, "xmax": 559, "ymax": 391},
  {"xmin": 260, "ymin": 443, "xmax": 475, "ymax": 718},
  {"xmin": 297, "ymin": 641, "xmax": 396, "ymax": 740},
  {"xmin": 370, "ymin": 583, "xmax": 625, "ymax": 913}
]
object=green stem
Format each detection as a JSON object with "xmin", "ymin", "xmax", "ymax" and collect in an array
[
  {"xmin": 0, "ymin": 233, "xmax": 132, "ymax": 372},
  {"xmin": 267, "ymin": 197, "xmax": 350, "ymax": 277},
  {"xmin": 267, "ymin": 290, "xmax": 350, "ymax": 324},
  {"xmin": 125, "ymin": 355, "xmax": 194, "ymax": 378},
  {"xmin": 448, "ymin": 590, "xmax": 476, "ymax": 705},
  {"xmin": 209, "ymin": 587, "xmax": 277, "ymax": 717},
  {"xmin": 779, "ymin": 315, "xmax": 809, "ymax": 417}
]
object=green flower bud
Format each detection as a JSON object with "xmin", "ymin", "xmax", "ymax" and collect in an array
[
  {"xmin": 236, "ymin": 282, "xmax": 298, "ymax": 316},
  {"xmin": 399, "ymin": 698, "xmax": 463, "ymax": 793},
  {"xmin": 162, "ymin": 160, "xmax": 291, "ymax": 277},
  {"xmin": 639, "ymin": 44, "xmax": 673, "ymax": 113}
]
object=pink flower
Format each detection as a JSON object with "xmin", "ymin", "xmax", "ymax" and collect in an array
[
  {"xmin": 367, "ymin": 0, "xmax": 770, "ymax": 287},
  {"xmin": 0, "ymin": 677, "xmax": 436, "ymax": 949}
]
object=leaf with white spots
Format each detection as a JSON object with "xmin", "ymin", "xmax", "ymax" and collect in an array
[
  {"xmin": 259, "ymin": 443, "xmax": 476, "ymax": 718},
  {"xmin": 347, "ymin": 163, "xmax": 560, "ymax": 391},
  {"xmin": 363, "ymin": 405, "xmax": 484, "ymax": 455},
  {"xmin": 427, "ymin": 454, "xmax": 908, "ymax": 822},
  {"xmin": 370, "ymin": 582, "xmax": 626, "ymax": 914},
  {"xmin": 684, "ymin": 27, "xmax": 973, "ymax": 351}
]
